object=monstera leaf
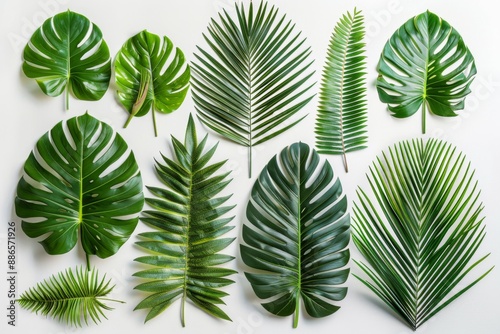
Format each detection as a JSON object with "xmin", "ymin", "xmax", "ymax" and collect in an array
[
  {"xmin": 241, "ymin": 142, "xmax": 350, "ymax": 328},
  {"xmin": 315, "ymin": 8, "xmax": 367, "ymax": 172},
  {"xmin": 115, "ymin": 30, "xmax": 190, "ymax": 136},
  {"xmin": 376, "ymin": 11, "xmax": 476, "ymax": 133},
  {"xmin": 134, "ymin": 114, "xmax": 236, "ymax": 326},
  {"xmin": 352, "ymin": 138, "xmax": 493, "ymax": 330},
  {"xmin": 15, "ymin": 113, "xmax": 144, "ymax": 263},
  {"xmin": 191, "ymin": 0, "xmax": 315, "ymax": 177},
  {"xmin": 22, "ymin": 10, "xmax": 111, "ymax": 110},
  {"xmin": 18, "ymin": 266, "xmax": 122, "ymax": 327}
]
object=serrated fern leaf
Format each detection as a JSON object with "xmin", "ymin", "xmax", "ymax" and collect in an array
[
  {"xmin": 315, "ymin": 8, "xmax": 367, "ymax": 172},
  {"xmin": 191, "ymin": 0, "xmax": 315, "ymax": 178},
  {"xmin": 134, "ymin": 114, "xmax": 236, "ymax": 326},
  {"xmin": 17, "ymin": 266, "xmax": 121, "ymax": 327}
]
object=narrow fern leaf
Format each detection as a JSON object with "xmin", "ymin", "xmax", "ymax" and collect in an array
[
  {"xmin": 191, "ymin": 0, "xmax": 315, "ymax": 178},
  {"xmin": 134, "ymin": 114, "xmax": 236, "ymax": 326},
  {"xmin": 17, "ymin": 267, "xmax": 121, "ymax": 327},
  {"xmin": 315, "ymin": 8, "xmax": 367, "ymax": 172}
]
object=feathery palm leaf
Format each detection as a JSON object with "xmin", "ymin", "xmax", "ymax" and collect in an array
[
  {"xmin": 352, "ymin": 138, "xmax": 493, "ymax": 330},
  {"xmin": 241, "ymin": 142, "xmax": 350, "ymax": 328},
  {"xmin": 18, "ymin": 266, "xmax": 122, "ymax": 327},
  {"xmin": 315, "ymin": 8, "xmax": 367, "ymax": 173},
  {"xmin": 134, "ymin": 114, "xmax": 236, "ymax": 326},
  {"xmin": 191, "ymin": 0, "xmax": 315, "ymax": 177},
  {"xmin": 376, "ymin": 11, "xmax": 476, "ymax": 134}
]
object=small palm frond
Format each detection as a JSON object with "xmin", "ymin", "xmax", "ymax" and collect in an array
[
  {"xmin": 352, "ymin": 138, "xmax": 493, "ymax": 330},
  {"xmin": 134, "ymin": 114, "xmax": 236, "ymax": 326},
  {"xmin": 191, "ymin": 0, "xmax": 315, "ymax": 177},
  {"xmin": 315, "ymin": 8, "xmax": 367, "ymax": 172},
  {"xmin": 17, "ymin": 266, "xmax": 121, "ymax": 327}
]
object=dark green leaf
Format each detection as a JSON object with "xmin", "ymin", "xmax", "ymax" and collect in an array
[{"xmin": 241, "ymin": 142, "xmax": 350, "ymax": 328}]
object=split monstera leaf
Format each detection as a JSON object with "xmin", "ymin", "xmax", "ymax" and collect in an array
[{"xmin": 15, "ymin": 113, "xmax": 144, "ymax": 325}]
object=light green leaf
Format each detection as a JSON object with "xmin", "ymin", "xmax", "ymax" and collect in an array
[
  {"xmin": 191, "ymin": 0, "xmax": 315, "ymax": 177},
  {"xmin": 376, "ymin": 11, "xmax": 476, "ymax": 133},
  {"xmin": 315, "ymin": 8, "xmax": 367, "ymax": 172},
  {"xmin": 134, "ymin": 114, "xmax": 236, "ymax": 326},
  {"xmin": 352, "ymin": 138, "xmax": 493, "ymax": 330},
  {"xmin": 241, "ymin": 142, "xmax": 350, "ymax": 328},
  {"xmin": 18, "ymin": 266, "xmax": 123, "ymax": 327},
  {"xmin": 115, "ymin": 30, "xmax": 190, "ymax": 136},
  {"xmin": 22, "ymin": 10, "xmax": 111, "ymax": 110},
  {"xmin": 15, "ymin": 113, "xmax": 144, "ymax": 261}
]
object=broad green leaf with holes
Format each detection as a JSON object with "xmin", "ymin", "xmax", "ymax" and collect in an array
[
  {"xmin": 115, "ymin": 30, "xmax": 190, "ymax": 136},
  {"xmin": 22, "ymin": 10, "xmax": 111, "ymax": 109},
  {"xmin": 15, "ymin": 113, "xmax": 144, "ymax": 262}
]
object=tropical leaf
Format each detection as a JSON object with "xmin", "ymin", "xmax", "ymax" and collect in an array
[
  {"xmin": 191, "ymin": 0, "xmax": 315, "ymax": 177},
  {"xmin": 134, "ymin": 114, "xmax": 236, "ymax": 326},
  {"xmin": 352, "ymin": 138, "xmax": 493, "ymax": 330},
  {"xmin": 15, "ymin": 113, "xmax": 144, "ymax": 262},
  {"xmin": 315, "ymin": 8, "xmax": 368, "ymax": 173},
  {"xmin": 22, "ymin": 10, "xmax": 111, "ymax": 110},
  {"xmin": 241, "ymin": 142, "xmax": 350, "ymax": 328},
  {"xmin": 115, "ymin": 30, "xmax": 190, "ymax": 136},
  {"xmin": 376, "ymin": 10, "xmax": 476, "ymax": 134},
  {"xmin": 18, "ymin": 266, "xmax": 123, "ymax": 327}
]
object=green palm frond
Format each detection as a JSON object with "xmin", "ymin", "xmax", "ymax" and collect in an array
[
  {"xmin": 134, "ymin": 114, "xmax": 236, "ymax": 326},
  {"xmin": 315, "ymin": 8, "xmax": 367, "ymax": 172},
  {"xmin": 18, "ymin": 267, "xmax": 122, "ymax": 327},
  {"xmin": 352, "ymin": 138, "xmax": 493, "ymax": 330},
  {"xmin": 191, "ymin": 0, "xmax": 315, "ymax": 177},
  {"xmin": 241, "ymin": 142, "xmax": 350, "ymax": 328}
]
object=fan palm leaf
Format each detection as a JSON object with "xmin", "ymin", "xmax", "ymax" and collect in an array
[
  {"xmin": 315, "ymin": 8, "xmax": 367, "ymax": 172},
  {"xmin": 134, "ymin": 114, "xmax": 236, "ymax": 326},
  {"xmin": 191, "ymin": 0, "xmax": 315, "ymax": 177},
  {"xmin": 17, "ymin": 266, "xmax": 122, "ymax": 327},
  {"xmin": 352, "ymin": 138, "xmax": 493, "ymax": 330},
  {"xmin": 241, "ymin": 142, "xmax": 350, "ymax": 328}
]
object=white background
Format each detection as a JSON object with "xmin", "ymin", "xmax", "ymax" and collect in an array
[{"xmin": 1, "ymin": 0, "xmax": 499, "ymax": 333}]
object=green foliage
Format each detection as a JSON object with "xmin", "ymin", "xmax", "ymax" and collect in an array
[
  {"xmin": 15, "ymin": 113, "xmax": 144, "ymax": 260},
  {"xmin": 134, "ymin": 114, "xmax": 236, "ymax": 326},
  {"xmin": 115, "ymin": 30, "xmax": 190, "ymax": 136},
  {"xmin": 22, "ymin": 10, "xmax": 111, "ymax": 110},
  {"xmin": 376, "ymin": 10, "xmax": 476, "ymax": 134},
  {"xmin": 241, "ymin": 142, "xmax": 350, "ymax": 328},
  {"xmin": 315, "ymin": 8, "xmax": 367, "ymax": 172},
  {"xmin": 17, "ymin": 266, "xmax": 122, "ymax": 327},
  {"xmin": 352, "ymin": 138, "xmax": 493, "ymax": 330},
  {"xmin": 191, "ymin": 0, "xmax": 315, "ymax": 177}
]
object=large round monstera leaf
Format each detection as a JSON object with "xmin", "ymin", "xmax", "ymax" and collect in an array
[{"xmin": 15, "ymin": 113, "xmax": 144, "ymax": 259}]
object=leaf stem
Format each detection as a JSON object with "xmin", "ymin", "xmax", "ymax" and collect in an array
[
  {"xmin": 422, "ymin": 101, "xmax": 426, "ymax": 134},
  {"xmin": 293, "ymin": 295, "xmax": 300, "ymax": 328},
  {"xmin": 85, "ymin": 254, "xmax": 90, "ymax": 272},
  {"xmin": 65, "ymin": 84, "xmax": 70, "ymax": 111},
  {"xmin": 152, "ymin": 109, "xmax": 158, "ymax": 137},
  {"xmin": 342, "ymin": 152, "xmax": 349, "ymax": 173},
  {"xmin": 248, "ymin": 146, "xmax": 252, "ymax": 178},
  {"xmin": 181, "ymin": 292, "xmax": 186, "ymax": 327}
]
